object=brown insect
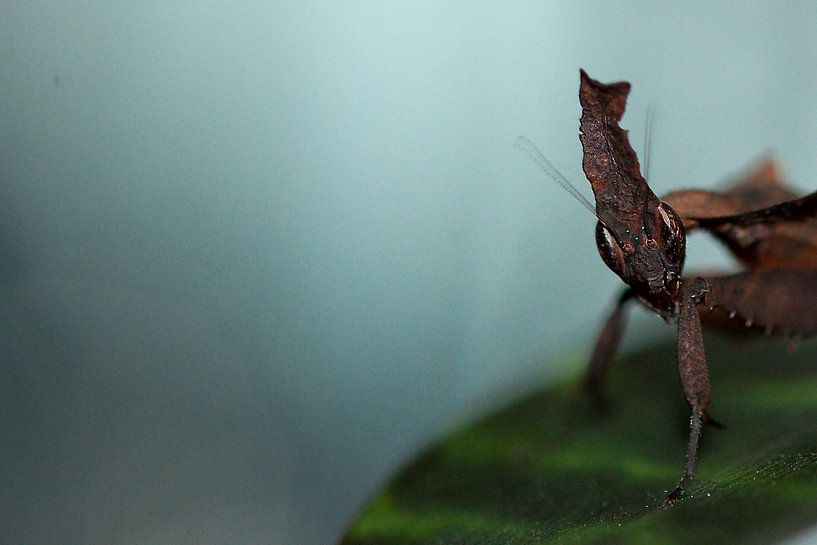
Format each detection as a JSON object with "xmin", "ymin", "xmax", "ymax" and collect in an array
[{"xmin": 518, "ymin": 70, "xmax": 817, "ymax": 506}]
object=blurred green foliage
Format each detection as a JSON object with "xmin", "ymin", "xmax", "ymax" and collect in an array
[{"xmin": 342, "ymin": 337, "xmax": 817, "ymax": 544}]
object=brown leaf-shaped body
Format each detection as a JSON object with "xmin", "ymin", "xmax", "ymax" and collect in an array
[
  {"xmin": 579, "ymin": 71, "xmax": 688, "ymax": 315},
  {"xmin": 577, "ymin": 70, "xmax": 817, "ymax": 506},
  {"xmin": 579, "ymin": 70, "xmax": 660, "ymax": 235}
]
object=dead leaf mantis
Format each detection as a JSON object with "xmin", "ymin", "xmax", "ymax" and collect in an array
[{"xmin": 518, "ymin": 70, "xmax": 817, "ymax": 505}]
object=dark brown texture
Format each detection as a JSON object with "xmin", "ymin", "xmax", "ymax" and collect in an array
[
  {"xmin": 579, "ymin": 70, "xmax": 658, "ymax": 236},
  {"xmin": 578, "ymin": 70, "xmax": 817, "ymax": 505}
]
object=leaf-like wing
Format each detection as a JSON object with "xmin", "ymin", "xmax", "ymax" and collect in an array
[
  {"xmin": 703, "ymin": 269, "xmax": 817, "ymax": 337},
  {"xmin": 692, "ymin": 191, "xmax": 817, "ymax": 228}
]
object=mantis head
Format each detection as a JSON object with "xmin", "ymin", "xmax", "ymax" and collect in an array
[{"xmin": 579, "ymin": 69, "xmax": 686, "ymax": 313}]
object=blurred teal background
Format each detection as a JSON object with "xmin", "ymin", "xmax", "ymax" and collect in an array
[{"xmin": 3, "ymin": 3, "xmax": 817, "ymax": 544}]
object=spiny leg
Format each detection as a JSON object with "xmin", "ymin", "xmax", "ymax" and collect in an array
[
  {"xmin": 663, "ymin": 278, "xmax": 711, "ymax": 507},
  {"xmin": 584, "ymin": 289, "xmax": 633, "ymax": 410}
]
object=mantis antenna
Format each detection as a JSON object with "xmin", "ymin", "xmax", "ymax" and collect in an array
[
  {"xmin": 514, "ymin": 135, "xmax": 596, "ymax": 215},
  {"xmin": 643, "ymin": 106, "xmax": 656, "ymax": 183}
]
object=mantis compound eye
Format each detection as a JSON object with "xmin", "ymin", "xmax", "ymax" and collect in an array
[
  {"xmin": 595, "ymin": 222, "xmax": 627, "ymax": 279},
  {"xmin": 656, "ymin": 201, "xmax": 686, "ymax": 266}
]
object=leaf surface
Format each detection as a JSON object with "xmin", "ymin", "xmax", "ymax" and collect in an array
[{"xmin": 342, "ymin": 337, "xmax": 817, "ymax": 544}]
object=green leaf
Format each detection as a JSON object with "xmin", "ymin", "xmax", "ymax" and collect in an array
[{"xmin": 341, "ymin": 337, "xmax": 817, "ymax": 544}]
